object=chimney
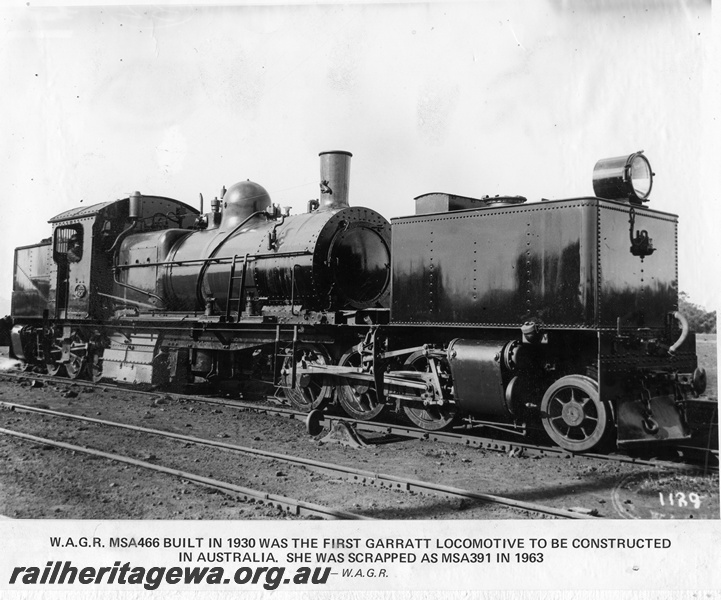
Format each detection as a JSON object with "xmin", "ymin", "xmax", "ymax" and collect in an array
[{"xmin": 318, "ymin": 150, "xmax": 352, "ymax": 210}]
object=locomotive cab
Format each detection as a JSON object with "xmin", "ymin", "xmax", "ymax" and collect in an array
[
  {"xmin": 46, "ymin": 195, "xmax": 199, "ymax": 321},
  {"xmin": 9, "ymin": 194, "xmax": 198, "ymax": 376}
]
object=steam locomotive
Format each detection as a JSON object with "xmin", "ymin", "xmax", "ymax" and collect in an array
[{"xmin": 6, "ymin": 150, "xmax": 707, "ymax": 452}]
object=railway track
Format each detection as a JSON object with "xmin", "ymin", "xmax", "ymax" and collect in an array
[
  {"xmin": 1, "ymin": 370, "xmax": 716, "ymax": 474},
  {"xmin": 0, "ymin": 425, "xmax": 366, "ymax": 520},
  {"xmin": 0, "ymin": 400, "xmax": 598, "ymax": 519}
]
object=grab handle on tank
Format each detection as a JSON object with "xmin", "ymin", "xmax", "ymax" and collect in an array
[{"xmin": 668, "ymin": 311, "xmax": 689, "ymax": 356}]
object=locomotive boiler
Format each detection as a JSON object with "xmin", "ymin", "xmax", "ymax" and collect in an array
[
  {"xmin": 115, "ymin": 151, "xmax": 391, "ymax": 317},
  {"xmin": 6, "ymin": 149, "xmax": 708, "ymax": 452}
]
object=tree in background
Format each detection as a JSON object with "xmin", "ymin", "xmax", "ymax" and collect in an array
[{"xmin": 679, "ymin": 292, "xmax": 717, "ymax": 334}]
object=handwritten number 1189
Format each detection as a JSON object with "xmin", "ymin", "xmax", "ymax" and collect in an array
[{"xmin": 658, "ymin": 492, "xmax": 701, "ymax": 509}]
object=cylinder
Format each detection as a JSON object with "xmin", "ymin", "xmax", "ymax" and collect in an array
[
  {"xmin": 319, "ymin": 150, "xmax": 352, "ymax": 210},
  {"xmin": 447, "ymin": 339, "xmax": 511, "ymax": 418}
]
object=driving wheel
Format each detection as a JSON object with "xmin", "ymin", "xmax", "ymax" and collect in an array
[
  {"xmin": 337, "ymin": 349, "xmax": 387, "ymax": 421},
  {"xmin": 281, "ymin": 344, "xmax": 332, "ymax": 412},
  {"xmin": 401, "ymin": 351, "xmax": 456, "ymax": 431}
]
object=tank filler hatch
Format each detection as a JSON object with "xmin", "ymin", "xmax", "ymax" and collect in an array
[{"xmin": 413, "ymin": 193, "xmax": 526, "ymax": 215}]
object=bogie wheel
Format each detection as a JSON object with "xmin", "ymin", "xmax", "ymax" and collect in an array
[
  {"xmin": 281, "ymin": 344, "xmax": 332, "ymax": 412},
  {"xmin": 44, "ymin": 329, "xmax": 66, "ymax": 377},
  {"xmin": 540, "ymin": 374, "xmax": 612, "ymax": 452},
  {"xmin": 46, "ymin": 361, "xmax": 66, "ymax": 377},
  {"xmin": 401, "ymin": 352, "xmax": 457, "ymax": 431},
  {"xmin": 337, "ymin": 350, "xmax": 387, "ymax": 421},
  {"xmin": 65, "ymin": 329, "xmax": 89, "ymax": 380}
]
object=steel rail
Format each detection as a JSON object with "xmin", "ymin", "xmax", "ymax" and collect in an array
[
  {"xmin": 0, "ymin": 401, "xmax": 595, "ymax": 519},
  {"xmin": 308, "ymin": 412, "xmax": 718, "ymax": 474},
  {"xmin": 1, "ymin": 371, "xmax": 716, "ymax": 472},
  {"xmin": 0, "ymin": 424, "xmax": 368, "ymax": 521},
  {"xmin": 155, "ymin": 394, "xmax": 719, "ymax": 473}
]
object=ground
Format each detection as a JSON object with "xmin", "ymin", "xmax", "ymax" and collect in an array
[{"xmin": 0, "ymin": 336, "xmax": 717, "ymax": 520}]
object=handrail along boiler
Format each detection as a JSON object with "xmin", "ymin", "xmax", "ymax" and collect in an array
[{"xmin": 6, "ymin": 150, "xmax": 707, "ymax": 452}]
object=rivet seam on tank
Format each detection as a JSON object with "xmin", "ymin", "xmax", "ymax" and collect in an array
[
  {"xmin": 429, "ymin": 230, "xmax": 434, "ymax": 312},
  {"xmin": 525, "ymin": 221, "xmax": 532, "ymax": 310},
  {"xmin": 473, "ymin": 240, "xmax": 477, "ymax": 300}
]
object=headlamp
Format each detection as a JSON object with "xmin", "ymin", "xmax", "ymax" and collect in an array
[{"xmin": 592, "ymin": 151, "xmax": 654, "ymax": 203}]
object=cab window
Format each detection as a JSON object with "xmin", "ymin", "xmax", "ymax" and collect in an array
[{"xmin": 54, "ymin": 225, "xmax": 84, "ymax": 263}]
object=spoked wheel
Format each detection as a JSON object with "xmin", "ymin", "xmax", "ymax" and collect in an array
[
  {"xmin": 337, "ymin": 350, "xmax": 387, "ymax": 421},
  {"xmin": 540, "ymin": 375, "xmax": 611, "ymax": 452},
  {"xmin": 401, "ymin": 352, "xmax": 457, "ymax": 431},
  {"xmin": 44, "ymin": 329, "xmax": 66, "ymax": 377},
  {"xmin": 46, "ymin": 362, "xmax": 66, "ymax": 377},
  {"xmin": 65, "ymin": 329, "xmax": 89, "ymax": 380},
  {"xmin": 281, "ymin": 344, "xmax": 332, "ymax": 412},
  {"xmin": 403, "ymin": 402, "xmax": 457, "ymax": 430}
]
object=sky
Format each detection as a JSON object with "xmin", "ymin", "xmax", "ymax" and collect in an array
[{"xmin": 0, "ymin": 0, "xmax": 717, "ymax": 315}]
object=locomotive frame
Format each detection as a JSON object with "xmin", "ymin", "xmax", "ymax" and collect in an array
[{"xmin": 5, "ymin": 150, "xmax": 707, "ymax": 453}]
